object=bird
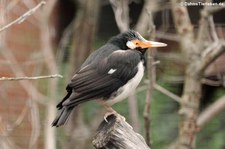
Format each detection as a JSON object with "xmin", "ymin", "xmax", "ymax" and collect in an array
[{"xmin": 52, "ymin": 30, "xmax": 167, "ymax": 127}]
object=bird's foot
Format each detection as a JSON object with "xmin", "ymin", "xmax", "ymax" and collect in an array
[
  {"xmin": 104, "ymin": 110, "xmax": 117, "ymax": 123},
  {"xmin": 103, "ymin": 107, "xmax": 125, "ymax": 123}
]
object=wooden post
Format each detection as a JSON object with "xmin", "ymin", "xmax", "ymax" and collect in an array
[{"xmin": 93, "ymin": 114, "xmax": 150, "ymax": 149}]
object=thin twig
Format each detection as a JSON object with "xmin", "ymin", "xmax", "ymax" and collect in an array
[
  {"xmin": 208, "ymin": 16, "xmax": 219, "ymax": 42},
  {"xmin": 154, "ymin": 83, "xmax": 181, "ymax": 103},
  {"xmin": 200, "ymin": 41, "xmax": 225, "ymax": 72},
  {"xmin": 0, "ymin": 0, "xmax": 46, "ymax": 32},
  {"xmin": 29, "ymin": 100, "xmax": 40, "ymax": 149},
  {"xmin": 201, "ymin": 78, "xmax": 222, "ymax": 86},
  {"xmin": 0, "ymin": 74, "xmax": 63, "ymax": 81},
  {"xmin": 143, "ymin": 9, "xmax": 156, "ymax": 147},
  {"xmin": 204, "ymin": 5, "xmax": 225, "ymax": 15},
  {"xmin": 6, "ymin": 105, "xmax": 28, "ymax": 134}
]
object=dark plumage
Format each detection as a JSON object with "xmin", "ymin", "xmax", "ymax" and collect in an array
[{"xmin": 52, "ymin": 30, "xmax": 167, "ymax": 127}]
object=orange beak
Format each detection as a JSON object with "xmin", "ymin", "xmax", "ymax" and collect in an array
[{"xmin": 132, "ymin": 40, "xmax": 167, "ymax": 48}]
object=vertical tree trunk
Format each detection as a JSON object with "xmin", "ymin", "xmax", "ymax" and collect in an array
[
  {"xmin": 170, "ymin": 0, "xmax": 201, "ymax": 148},
  {"xmin": 178, "ymin": 67, "xmax": 202, "ymax": 149}
]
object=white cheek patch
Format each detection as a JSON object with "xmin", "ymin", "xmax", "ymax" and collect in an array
[
  {"xmin": 108, "ymin": 68, "xmax": 117, "ymax": 74},
  {"xmin": 126, "ymin": 41, "xmax": 136, "ymax": 49}
]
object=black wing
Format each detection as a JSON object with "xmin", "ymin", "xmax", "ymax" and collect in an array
[{"xmin": 61, "ymin": 50, "xmax": 142, "ymax": 108}]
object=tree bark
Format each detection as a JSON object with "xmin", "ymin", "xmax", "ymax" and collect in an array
[
  {"xmin": 171, "ymin": 1, "xmax": 225, "ymax": 149},
  {"xmin": 93, "ymin": 114, "xmax": 150, "ymax": 149}
]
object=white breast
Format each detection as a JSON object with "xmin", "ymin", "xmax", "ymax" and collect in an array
[{"xmin": 106, "ymin": 61, "xmax": 145, "ymax": 106}]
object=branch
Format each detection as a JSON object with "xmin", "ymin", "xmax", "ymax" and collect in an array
[
  {"xmin": 199, "ymin": 41, "xmax": 225, "ymax": 73},
  {"xmin": 202, "ymin": 4, "xmax": 225, "ymax": 15},
  {"xmin": 0, "ymin": 74, "xmax": 63, "ymax": 81},
  {"xmin": 197, "ymin": 95, "xmax": 225, "ymax": 130},
  {"xmin": 143, "ymin": 10, "xmax": 155, "ymax": 147},
  {"xmin": 171, "ymin": 0, "xmax": 195, "ymax": 57},
  {"xmin": 135, "ymin": 1, "xmax": 158, "ymax": 36},
  {"xmin": 201, "ymin": 78, "xmax": 222, "ymax": 86},
  {"xmin": 0, "ymin": 47, "xmax": 48, "ymax": 105},
  {"xmin": 93, "ymin": 114, "xmax": 150, "ymax": 149},
  {"xmin": 29, "ymin": 100, "xmax": 41, "ymax": 149},
  {"xmin": 155, "ymin": 31, "xmax": 180, "ymax": 41},
  {"xmin": 208, "ymin": 16, "xmax": 218, "ymax": 42},
  {"xmin": 109, "ymin": 0, "xmax": 129, "ymax": 32},
  {"xmin": 0, "ymin": 1, "xmax": 46, "ymax": 32},
  {"xmin": 154, "ymin": 83, "xmax": 181, "ymax": 103},
  {"xmin": 196, "ymin": 1, "xmax": 225, "ymax": 53},
  {"xmin": 5, "ymin": 104, "xmax": 28, "ymax": 134}
]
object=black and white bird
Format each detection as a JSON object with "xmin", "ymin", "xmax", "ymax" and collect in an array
[{"xmin": 52, "ymin": 30, "xmax": 167, "ymax": 127}]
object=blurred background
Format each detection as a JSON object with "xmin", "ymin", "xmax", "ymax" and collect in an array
[{"xmin": 0, "ymin": 0, "xmax": 225, "ymax": 149}]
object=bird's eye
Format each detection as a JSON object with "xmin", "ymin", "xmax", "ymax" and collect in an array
[{"xmin": 135, "ymin": 42, "xmax": 138, "ymax": 45}]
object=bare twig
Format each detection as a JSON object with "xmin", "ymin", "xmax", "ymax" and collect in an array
[
  {"xmin": 0, "ymin": 74, "xmax": 63, "ymax": 81},
  {"xmin": 143, "ymin": 10, "xmax": 155, "ymax": 147},
  {"xmin": 201, "ymin": 78, "xmax": 222, "ymax": 86},
  {"xmin": 154, "ymin": 83, "xmax": 181, "ymax": 103},
  {"xmin": 200, "ymin": 41, "xmax": 225, "ymax": 73},
  {"xmin": 203, "ymin": 4, "xmax": 225, "ymax": 15},
  {"xmin": 6, "ymin": 105, "xmax": 29, "ymax": 134},
  {"xmin": 197, "ymin": 95, "xmax": 225, "ymax": 130},
  {"xmin": 0, "ymin": 1, "xmax": 46, "ymax": 32},
  {"xmin": 208, "ymin": 16, "xmax": 219, "ymax": 42},
  {"xmin": 196, "ymin": 2, "xmax": 225, "ymax": 52},
  {"xmin": 201, "ymin": 41, "xmax": 219, "ymax": 58},
  {"xmin": 0, "ymin": 47, "xmax": 47, "ymax": 105}
]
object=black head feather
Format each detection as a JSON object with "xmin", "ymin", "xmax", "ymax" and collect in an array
[{"xmin": 108, "ymin": 30, "xmax": 142, "ymax": 50}]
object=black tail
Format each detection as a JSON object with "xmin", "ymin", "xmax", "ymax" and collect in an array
[{"xmin": 52, "ymin": 107, "xmax": 74, "ymax": 127}]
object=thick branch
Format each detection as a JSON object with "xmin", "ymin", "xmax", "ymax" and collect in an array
[
  {"xmin": 135, "ymin": 0, "xmax": 158, "ymax": 36},
  {"xmin": 171, "ymin": 0, "xmax": 195, "ymax": 57},
  {"xmin": 93, "ymin": 114, "xmax": 150, "ymax": 149},
  {"xmin": 109, "ymin": 0, "xmax": 129, "ymax": 32},
  {"xmin": 171, "ymin": 1, "xmax": 200, "ymax": 149}
]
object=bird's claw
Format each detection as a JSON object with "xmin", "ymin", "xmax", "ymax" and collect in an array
[
  {"xmin": 104, "ymin": 110, "xmax": 117, "ymax": 123},
  {"xmin": 103, "ymin": 111, "xmax": 126, "ymax": 123}
]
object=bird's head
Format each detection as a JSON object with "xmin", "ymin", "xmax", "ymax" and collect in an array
[{"xmin": 108, "ymin": 30, "xmax": 167, "ymax": 53}]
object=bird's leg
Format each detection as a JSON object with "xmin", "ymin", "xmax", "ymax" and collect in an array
[
  {"xmin": 104, "ymin": 106, "xmax": 125, "ymax": 123},
  {"xmin": 104, "ymin": 106, "xmax": 117, "ymax": 123}
]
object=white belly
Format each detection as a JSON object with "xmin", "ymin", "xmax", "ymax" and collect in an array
[{"xmin": 106, "ymin": 61, "xmax": 144, "ymax": 106}]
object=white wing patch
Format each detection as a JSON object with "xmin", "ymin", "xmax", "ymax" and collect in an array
[{"xmin": 108, "ymin": 68, "xmax": 117, "ymax": 74}]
